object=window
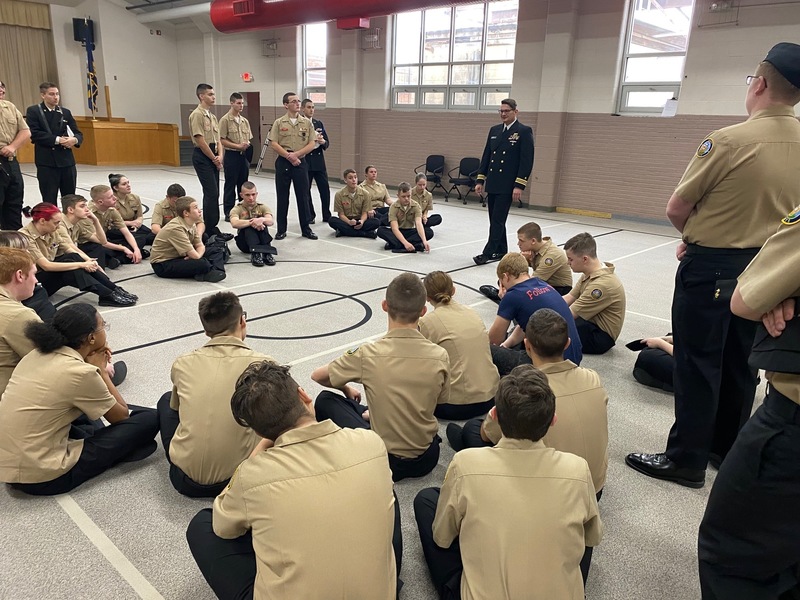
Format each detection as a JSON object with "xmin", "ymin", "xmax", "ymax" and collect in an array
[
  {"xmin": 303, "ymin": 22, "xmax": 327, "ymax": 106},
  {"xmin": 618, "ymin": 0, "xmax": 695, "ymax": 113},
  {"xmin": 392, "ymin": 1, "xmax": 518, "ymax": 110}
]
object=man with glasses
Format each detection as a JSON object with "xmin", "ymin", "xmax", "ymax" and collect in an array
[
  {"xmin": 626, "ymin": 42, "xmax": 800, "ymax": 489},
  {"xmin": 267, "ymin": 92, "xmax": 317, "ymax": 240},
  {"xmin": 473, "ymin": 98, "xmax": 534, "ymax": 266},
  {"xmin": 0, "ymin": 81, "xmax": 30, "ymax": 230}
]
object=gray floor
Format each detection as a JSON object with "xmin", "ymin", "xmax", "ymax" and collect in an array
[{"xmin": 2, "ymin": 164, "xmax": 755, "ymax": 600}]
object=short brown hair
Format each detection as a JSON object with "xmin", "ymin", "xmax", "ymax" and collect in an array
[
  {"xmin": 198, "ymin": 292, "xmax": 242, "ymax": 336},
  {"xmin": 564, "ymin": 232, "xmax": 597, "ymax": 258},
  {"xmin": 61, "ymin": 194, "xmax": 87, "ymax": 213},
  {"xmin": 0, "ymin": 247, "xmax": 34, "ymax": 285},
  {"xmin": 496, "ymin": 253, "xmax": 529, "ymax": 279},
  {"xmin": 755, "ymin": 61, "xmax": 800, "ymax": 105},
  {"xmin": 231, "ymin": 361, "xmax": 308, "ymax": 440},
  {"xmin": 495, "ymin": 364, "xmax": 555, "ymax": 441},
  {"xmin": 39, "ymin": 82, "xmax": 57, "ymax": 93},
  {"xmin": 385, "ymin": 272, "xmax": 426, "ymax": 324},
  {"xmin": 501, "ymin": 98, "xmax": 517, "ymax": 110},
  {"xmin": 0, "ymin": 230, "xmax": 30, "ymax": 249},
  {"xmin": 397, "ymin": 182, "xmax": 411, "ymax": 194},
  {"xmin": 90, "ymin": 184, "xmax": 111, "ymax": 201},
  {"xmin": 423, "ymin": 271, "xmax": 453, "ymax": 305},
  {"xmin": 175, "ymin": 196, "xmax": 196, "ymax": 218},
  {"xmin": 343, "ymin": 168, "xmax": 356, "ymax": 179},
  {"xmin": 517, "ymin": 222, "xmax": 542, "ymax": 242},
  {"xmin": 526, "ymin": 309, "xmax": 568, "ymax": 359}
]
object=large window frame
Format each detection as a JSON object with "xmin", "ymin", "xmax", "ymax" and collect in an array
[
  {"xmin": 391, "ymin": 1, "xmax": 519, "ymax": 111},
  {"xmin": 303, "ymin": 22, "xmax": 327, "ymax": 107}
]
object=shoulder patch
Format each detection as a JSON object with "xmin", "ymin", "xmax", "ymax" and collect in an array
[
  {"xmin": 345, "ymin": 347, "xmax": 359, "ymax": 355},
  {"xmin": 544, "ymin": 257, "xmax": 554, "ymax": 266},
  {"xmin": 590, "ymin": 288, "xmax": 603, "ymax": 300},
  {"xmin": 696, "ymin": 139, "xmax": 713, "ymax": 158},
  {"xmin": 782, "ymin": 205, "xmax": 800, "ymax": 226}
]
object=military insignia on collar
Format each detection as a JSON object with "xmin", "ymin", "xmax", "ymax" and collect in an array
[
  {"xmin": 782, "ymin": 205, "xmax": 800, "ymax": 226},
  {"xmin": 544, "ymin": 257, "xmax": 554, "ymax": 266},
  {"xmin": 696, "ymin": 139, "xmax": 713, "ymax": 158},
  {"xmin": 590, "ymin": 288, "xmax": 603, "ymax": 300},
  {"xmin": 346, "ymin": 347, "xmax": 359, "ymax": 355}
]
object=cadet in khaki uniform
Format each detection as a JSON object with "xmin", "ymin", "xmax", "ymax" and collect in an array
[
  {"xmin": 328, "ymin": 169, "xmax": 380, "ymax": 238},
  {"xmin": 312, "ymin": 273, "xmax": 450, "ymax": 481},
  {"xmin": 157, "ymin": 292, "xmax": 272, "ymax": 497},
  {"xmin": 627, "ymin": 43, "xmax": 800, "ymax": 490},
  {"xmin": 150, "ymin": 183, "xmax": 208, "ymax": 240},
  {"xmin": 414, "ymin": 364, "xmax": 602, "ymax": 600},
  {"xmin": 377, "ymin": 182, "xmax": 433, "ymax": 253},
  {"xmin": 413, "ymin": 173, "xmax": 442, "ymax": 227},
  {"xmin": 562, "ymin": 233, "xmax": 625, "ymax": 355},
  {"xmin": 108, "ymin": 173, "xmax": 154, "ymax": 247},
  {"xmin": 361, "ymin": 165, "xmax": 393, "ymax": 224},
  {"xmin": 189, "ymin": 83, "xmax": 224, "ymax": 236},
  {"xmin": 0, "ymin": 82, "xmax": 30, "ymax": 230},
  {"xmin": 229, "ymin": 181, "xmax": 275, "ymax": 266},
  {"xmin": 0, "ymin": 248, "xmax": 38, "ymax": 396},
  {"xmin": 0, "ymin": 303, "xmax": 158, "ymax": 495},
  {"xmin": 419, "ymin": 270, "xmax": 498, "ymax": 420},
  {"xmin": 186, "ymin": 360, "xmax": 400, "ymax": 600},
  {"xmin": 150, "ymin": 196, "xmax": 226, "ymax": 282},
  {"xmin": 699, "ymin": 199, "xmax": 800, "ymax": 599},
  {"xmin": 90, "ymin": 185, "xmax": 144, "ymax": 264},
  {"xmin": 219, "ymin": 93, "xmax": 253, "ymax": 219},
  {"xmin": 268, "ymin": 92, "xmax": 316, "ymax": 240},
  {"xmin": 60, "ymin": 194, "xmax": 112, "ymax": 268}
]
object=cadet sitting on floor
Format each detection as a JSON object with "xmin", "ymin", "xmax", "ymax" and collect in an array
[
  {"xmin": 328, "ymin": 169, "xmax": 380, "ymax": 239},
  {"xmin": 412, "ymin": 173, "xmax": 443, "ymax": 228},
  {"xmin": 151, "ymin": 184, "xmax": 204, "ymax": 240},
  {"xmin": 414, "ymin": 363, "xmax": 603, "ymax": 600},
  {"xmin": 0, "ymin": 230, "xmax": 56, "ymax": 321},
  {"xmin": 0, "ymin": 303, "xmax": 158, "ymax": 496},
  {"xmin": 89, "ymin": 184, "xmax": 145, "ymax": 264},
  {"xmin": 229, "ymin": 181, "xmax": 276, "ymax": 267},
  {"xmin": 419, "ymin": 270, "xmax": 498, "ymax": 420},
  {"xmin": 377, "ymin": 182, "xmax": 433, "ymax": 253},
  {"xmin": 157, "ymin": 292, "xmax": 272, "ymax": 498},
  {"xmin": 563, "ymin": 232, "xmax": 626, "ymax": 354},
  {"xmin": 312, "ymin": 272, "xmax": 450, "ymax": 482},
  {"xmin": 186, "ymin": 360, "xmax": 401, "ymax": 600},
  {"xmin": 60, "ymin": 194, "xmax": 115, "ymax": 269}
]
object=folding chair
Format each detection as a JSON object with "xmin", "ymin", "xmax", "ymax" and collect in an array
[
  {"xmin": 414, "ymin": 155, "xmax": 447, "ymax": 195},
  {"xmin": 445, "ymin": 157, "xmax": 484, "ymax": 206}
]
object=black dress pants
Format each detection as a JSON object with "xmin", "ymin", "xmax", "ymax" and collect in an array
[
  {"xmin": 307, "ymin": 168, "xmax": 331, "ymax": 222},
  {"xmin": 234, "ymin": 227, "xmax": 273, "ymax": 253},
  {"xmin": 314, "ymin": 390, "xmax": 441, "ymax": 482},
  {"xmin": 425, "ymin": 214, "xmax": 443, "ymax": 228},
  {"xmin": 12, "ymin": 406, "xmax": 158, "ymax": 496},
  {"xmin": 328, "ymin": 216, "xmax": 380, "ymax": 237},
  {"xmin": 37, "ymin": 164, "xmax": 77, "ymax": 205},
  {"xmin": 274, "ymin": 156, "xmax": 312, "ymax": 235},
  {"xmin": 193, "ymin": 147, "xmax": 221, "ymax": 234},
  {"xmin": 490, "ymin": 345, "xmax": 532, "ymax": 377},
  {"xmin": 459, "ymin": 418, "xmax": 494, "ymax": 449},
  {"xmin": 666, "ymin": 246, "xmax": 759, "ymax": 470},
  {"xmin": 414, "ymin": 487, "xmax": 464, "ymax": 599},
  {"xmin": 152, "ymin": 257, "xmax": 212, "ymax": 279},
  {"xmin": 574, "ymin": 317, "xmax": 615, "ymax": 355},
  {"xmin": 36, "ymin": 253, "xmax": 116, "ymax": 298},
  {"xmin": 0, "ymin": 157, "xmax": 24, "ymax": 230},
  {"xmin": 377, "ymin": 226, "xmax": 434, "ymax": 250},
  {"xmin": 481, "ymin": 192, "xmax": 512, "ymax": 258},
  {"xmin": 434, "ymin": 400, "xmax": 494, "ymax": 421},
  {"xmin": 22, "ymin": 285, "xmax": 56, "ymax": 322},
  {"xmin": 223, "ymin": 151, "xmax": 250, "ymax": 217},
  {"xmin": 634, "ymin": 347, "xmax": 674, "ymax": 392}
]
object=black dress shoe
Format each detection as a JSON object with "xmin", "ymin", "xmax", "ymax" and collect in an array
[
  {"xmin": 473, "ymin": 254, "xmax": 489, "ymax": 265},
  {"xmin": 218, "ymin": 232, "xmax": 234, "ymax": 242},
  {"xmin": 264, "ymin": 253, "xmax": 276, "ymax": 266},
  {"xmin": 107, "ymin": 257, "xmax": 121, "ymax": 270},
  {"xmin": 99, "ymin": 289, "xmax": 136, "ymax": 307},
  {"xmin": 625, "ymin": 452, "xmax": 705, "ymax": 488},
  {"xmin": 446, "ymin": 423, "xmax": 465, "ymax": 453},
  {"xmin": 275, "ymin": 232, "xmax": 287, "ymax": 240},
  {"xmin": 479, "ymin": 285, "xmax": 501, "ymax": 304},
  {"xmin": 251, "ymin": 252, "xmax": 265, "ymax": 267},
  {"xmin": 115, "ymin": 286, "xmax": 139, "ymax": 301},
  {"xmin": 708, "ymin": 452, "xmax": 723, "ymax": 470},
  {"xmin": 110, "ymin": 361, "xmax": 127, "ymax": 386},
  {"xmin": 309, "ymin": 218, "xmax": 316, "ymax": 225},
  {"xmin": 302, "ymin": 231, "xmax": 318, "ymax": 240}
]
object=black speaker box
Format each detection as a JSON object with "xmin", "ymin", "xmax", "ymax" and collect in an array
[{"xmin": 72, "ymin": 18, "xmax": 94, "ymax": 43}]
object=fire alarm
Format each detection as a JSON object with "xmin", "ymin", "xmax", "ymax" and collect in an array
[{"xmin": 241, "ymin": 72, "xmax": 254, "ymax": 82}]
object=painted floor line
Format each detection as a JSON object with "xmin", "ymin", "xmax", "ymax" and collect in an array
[
  {"xmin": 627, "ymin": 310, "xmax": 671, "ymax": 323},
  {"xmin": 610, "ymin": 239, "xmax": 679, "ymax": 262}
]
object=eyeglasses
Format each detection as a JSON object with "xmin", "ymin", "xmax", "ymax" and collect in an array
[
  {"xmin": 745, "ymin": 75, "xmax": 767, "ymax": 88},
  {"xmin": 498, "ymin": 109, "xmax": 513, "ymax": 114},
  {"xmin": 96, "ymin": 320, "xmax": 110, "ymax": 332},
  {"xmin": 242, "ymin": 311, "xmax": 248, "ymax": 321}
]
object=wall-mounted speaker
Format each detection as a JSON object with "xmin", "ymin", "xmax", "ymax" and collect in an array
[{"xmin": 72, "ymin": 18, "xmax": 94, "ymax": 43}]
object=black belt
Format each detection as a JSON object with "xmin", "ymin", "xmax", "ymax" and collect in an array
[
  {"xmin": 194, "ymin": 143, "xmax": 217, "ymax": 152},
  {"xmin": 685, "ymin": 244, "xmax": 760, "ymax": 256},
  {"xmin": 766, "ymin": 385, "xmax": 800, "ymax": 424},
  {"xmin": 0, "ymin": 154, "xmax": 13, "ymax": 162}
]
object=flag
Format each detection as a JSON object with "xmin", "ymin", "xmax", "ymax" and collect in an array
[{"xmin": 85, "ymin": 22, "xmax": 98, "ymax": 114}]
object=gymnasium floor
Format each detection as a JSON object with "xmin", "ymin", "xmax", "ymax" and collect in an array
[{"xmin": 2, "ymin": 163, "xmax": 752, "ymax": 600}]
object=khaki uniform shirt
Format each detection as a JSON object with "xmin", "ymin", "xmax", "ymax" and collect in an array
[
  {"xmin": 738, "ymin": 206, "xmax": 800, "ymax": 405},
  {"xmin": 219, "ymin": 111, "xmax": 252, "ymax": 147},
  {"xmin": 213, "ymin": 421, "xmax": 397, "ymax": 600},
  {"xmin": 189, "ymin": 104, "xmax": 219, "ymax": 146},
  {"xmin": 532, "ymin": 238, "xmax": 573, "ymax": 289},
  {"xmin": 0, "ymin": 99, "xmax": 28, "ymax": 151},
  {"xmin": 569, "ymin": 263, "xmax": 626, "ymax": 340},
  {"xmin": 433, "ymin": 438, "xmax": 602, "ymax": 600},
  {"xmin": 328, "ymin": 328, "xmax": 450, "ymax": 458},
  {"xmin": 360, "ymin": 180, "xmax": 390, "ymax": 209},
  {"xmin": 0, "ymin": 347, "xmax": 116, "ymax": 483},
  {"xmin": 150, "ymin": 216, "xmax": 200, "ymax": 263},
  {"xmin": 388, "ymin": 200, "xmax": 421, "ymax": 229},
  {"xmin": 411, "ymin": 188, "xmax": 434, "ymax": 214},
  {"xmin": 333, "ymin": 187, "xmax": 370, "ymax": 220},
  {"xmin": 91, "ymin": 204, "xmax": 125, "ymax": 233},
  {"xmin": 169, "ymin": 337, "xmax": 270, "ymax": 484},
  {"xmin": 151, "ymin": 198, "xmax": 204, "ymax": 228},
  {"xmin": 419, "ymin": 301, "xmax": 499, "ymax": 406},
  {"xmin": 229, "ymin": 202, "xmax": 272, "ymax": 223},
  {"xmin": 268, "ymin": 114, "xmax": 312, "ymax": 151},
  {"xmin": 484, "ymin": 360, "xmax": 609, "ymax": 491},
  {"xmin": 19, "ymin": 221, "xmax": 72, "ymax": 263},
  {"xmin": 0, "ymin": 288, "xmax": 38, "ymax": 397},
  {"xmin": 676, "ymin": 105, "xmax": 800, "ymax": 248},
  {"xmin": 60, "ymin": 218, "xmax": 96, "ymax": 245},
  {"xmin": 113, "ymin": 192, "xmax": 143, "ymax": 222}
]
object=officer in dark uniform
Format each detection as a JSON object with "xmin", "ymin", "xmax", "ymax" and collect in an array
[
  {"xmin": 301, "ymin": 99, "xmax": 331, "ymax": 224},
  {"xmin": 0, "ymin": 80, "xmax": 30, "ymax": 230},
  {"xmin": 25, "ymin": 82, "xmax": 83, "ymax": 205},
  {"xmin": 626, "ymin": 42, "xmax": 800, "ymax": 489},
  {"xmin": 473, "ymin": 98, "xmax": 534, "ymax": 265}
]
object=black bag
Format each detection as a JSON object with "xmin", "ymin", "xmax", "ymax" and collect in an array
[{"xmin": 748, "ymin": 299, "xmax": 800, "ymax": 374}]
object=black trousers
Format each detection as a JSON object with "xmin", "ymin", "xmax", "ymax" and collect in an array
[
  {"xmin": 193, "ymin": 147, "xmax": 221, "ymax": 234},
  {"xmin": 328, "ymin": 216, "xmax": 380, "ymax": 237},
  {"xmin": 699, "ymin": 386, "xmax": 800, "ymax": 600},
  {"xmin": 490, "ymin": 345, "xmax": 532, "ymax": 377},
  {"xmin": 575, "ymin": 317, "xmax": 615, "ymax": 355},
  {"xmin": 223, "ymin": 151, "xmax": 250, "ymax": 217},
  {"xmin": 481, "ymin": 192, "xmax": 512, "ymax": 258},
  {"xmin": 78, "ymin": 241, "xmax": 110, "ymax": 268},
  {"xmin": 434, "ymin": 400, "xmax": 494, "ymax": 421},
  {"xmin": 186, "ymin": 495, "xmax": 404, "ymax": 600},
  {"xmin": 424, "ymin": 214, "xmax": 443, "ymax": 228},
  {"xmin": 36, "ymin": 253, "xmax": 116, "ymax": 298},
  {"xmin": 459, "ymin": 418, "xmax": 494, "ymax": 450},
  {"xmin": 666, "ymin": 247, "xmax": 759, "ymax": 470},
  {"xmin": 37, "ymin": 164, "xmax": 77, "ymax": 205},
  {"xmin": 156, "ymin": 392, "xmax": 228, "ymax": 498},
  {"xmin": 307, "ymin": 168, "xmax": 331, "ymax": 222},
  {"xmin": 0, "ymin": 157, "xmax": 24, "ymax": 230},
  {"xmin": 634, "ymin": 347, "xmax": 674, "ymax": 393},
  {"xmin": 22, "ymin": 285, "xmax": 56, "ymax": 322},
  {"xmin": 377, "ymin": 226, "xmax": 434, "ymax": 250},
  {"xmin": 152, "ymin": 257, "xmax": 211, "ymax": 279},
  {"xmin": 12, "ymin": 406, "xmax": 158, "ymax": 496},
  {"xmin": 234, "ymin": 227, "xmax": 273, "ymax": 253},
  {"xmin": 314, "ymin": 390, "xmax": 441, "ymax": 482},
  {"xmin": 274, "ymin": 156, "xmax": 312, "ymax": 235}
]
